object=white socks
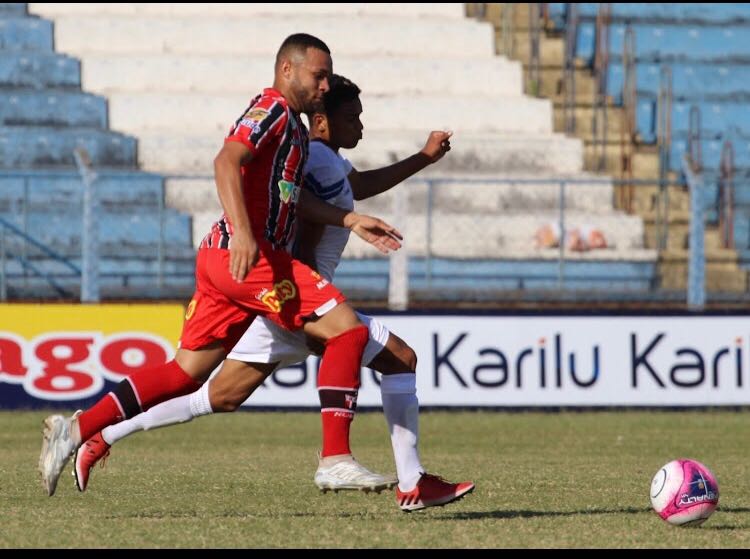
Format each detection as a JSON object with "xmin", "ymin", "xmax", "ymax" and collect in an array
[
  {"xmin": 101, "ymin": 381, "xmax": 213, "ymax": 445},
  {"xmin": 380, "ymin": 373, "xmax": 423, "ymax": 492}
]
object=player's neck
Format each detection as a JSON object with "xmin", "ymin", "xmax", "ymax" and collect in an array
[
  {"xmin": 271, "ymin": 81, "xmax": 302, "ymax": 113},
  {"xmin": 310, "ymin": 136, "xmax": 340, "ymax": 153}
]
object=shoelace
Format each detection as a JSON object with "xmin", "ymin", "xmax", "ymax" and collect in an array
[
  {"xmin": 325, "ymin": 461, "xmax": 382, "ymax": 482},
  {"xmin": 85, "ymin": 440, "xmax": 110, "ymax": 469},
  {"xmin": 98, "ymin": 448, "xmax": 110, "ymax": 469}
]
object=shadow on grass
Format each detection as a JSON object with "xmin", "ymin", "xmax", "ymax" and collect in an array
[
  {"xmin": 440, "ymin": 506, "xmax": 750, "ymax": 530},
  {"xmin": 701, "ymin": 507, "xmax": 750, "ymax": 530},
  {"xmin": 440, "ymin": 507, "xmax": 650, "ymax": 520}
]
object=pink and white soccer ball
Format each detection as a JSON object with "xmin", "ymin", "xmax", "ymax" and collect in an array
[{"xmin": 650, "ymin": 459, "xmax": 719, "ymax": 526}]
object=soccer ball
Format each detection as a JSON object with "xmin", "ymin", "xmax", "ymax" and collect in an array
[{"xmin": 650, "ymin": 459, "xmax": 719, "ymax": 526}]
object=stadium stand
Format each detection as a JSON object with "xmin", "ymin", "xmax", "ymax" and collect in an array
[
  {"xmin": 472, "ymin": 3, "xmax": 750, "ymax": 293},
  {"xmin": 23, "ymin": 2, "xmax": 657, "ymax": 301},
  {"xmin": 0, "ymin": 3, "xmax": 195, "ymax": 299}
]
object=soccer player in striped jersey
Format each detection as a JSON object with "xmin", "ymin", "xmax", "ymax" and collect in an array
[
  {"xmin": 73, "ymin": 75, "xmax": 474, "ymax": 511},
  {"xmin": 39, "ymin": 33, "xmax": 403, "ymax": 499}
]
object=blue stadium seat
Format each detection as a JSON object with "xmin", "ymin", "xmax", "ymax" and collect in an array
[
  {"xmin": 1, "ymin": 208, "xmax": 193, "ymax": 259},
  {"xmin": 579, "ymin": 23, "xmax": 750, "ymax": 63},
  {"xmin": 0, "ymin": 16, "xmax": 52, "ymax": 51},
  {"xmin": 0, "ymin": 53, "xmax": 80, "ymax": 89},
  {"xmin": 0, "ymin": 171, "xmax": 167, "ymax": 212},
  {"xmin": 335, "ymin": 258, "xmax": 657, "ymax": 299},
  {"xmin": 0, "ymin": 127, "xmax": 137, "ymax": 168},
  {"xmin": 609, "ymin": 62, "xmax": 750, "ymax": 107},
  {"xmin": 549, "ymin": 3, "xmax": 750, "ymax": 25},
  {"xmin": 0, "ymin": 91, "xmax": 107, "ymax": 128},
  {"xmin": 0, "ymin": 4, "xmax": 27, "ymax": 16}
]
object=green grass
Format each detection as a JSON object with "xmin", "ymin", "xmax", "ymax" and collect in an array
[{"xmin": 3, "ymin": 410, "xmax": 750, "ymax": 548}]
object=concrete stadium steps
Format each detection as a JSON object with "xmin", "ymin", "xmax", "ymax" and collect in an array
[
  {"xmin": 337, "ymin": 212, "xmax": 651, "ymax": 259},
  {"xmin": 1, "ymin": 208, "xmax": 193, "ymax": 259},
  {"xmin": 342, "ymin": 132, "xmax": 583, "ymax": 175},
  {"xmin": 152, "ymin": 131, "xmax": 583, "ymax": 177},
  {"xmin": 77, "ymin": 54, "xmax": 523, "ymax": 98},
  {"xmin": 0, "ymin": 127, "xmax": 136, "ymax": 168},
  {"xmin": 29, "ymin": 3, "xmax": 466, "ymax": 19},
  {"xmin": 189, "ymin": 208, "xmax": 650, "ymax": 259},
  {"xmin": 0, "ymin": 52, "xmax": 80, "ymax": 89},
  {"xmin": 0, "ymin": 90, "xmax": 106, "ymax": 127},
  {"xmin": 0, "ymin": 15, "xmax": 52, "ymax": 51},
  {"xmin": 334, "ymin": 258, "xmax": 658, "ymax": 299},
  {"xmin": 34, "ymin": 15, "xmax": 494, "ymax": 58},
  {"xmin": 0, "ymin": 171, "xmax": 167, "ymax": 213},
  {"xmin": 105, "ymin": 93, "xmax": 553, "ymax": 136},
  {"xmin": 353, "ymin": 175, "xmax": 615, "ymax": 214},
  {"xmin": 169, "ymin": 173, "xmax": 611, "ymax": 249}
]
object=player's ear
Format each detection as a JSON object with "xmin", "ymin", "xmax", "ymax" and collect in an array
[
  {"xmin": 277, "ymin": 56, "xmax": 293, "ymax": 80},
  {"xmin": 312, "ymin": 113, "xmax": 327, "ymax": 133}
]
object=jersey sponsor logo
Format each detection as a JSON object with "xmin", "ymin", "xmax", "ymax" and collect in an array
[
  {"xmin": 185, "ymin": 299, "xmax": 197, "ymax": 320},
  {"xmin": 278, "ymin": 180, "xmax": 300, "ymax": 204},
  {"xmin": 257, "ymin": 279, "xmax": 298, "ymax": 313},
  {"xmin": 316, "ymin": 279, "xmax": 329, "ymax": 290},
  {"xmin": 240, "ymin": 108, "xmax": 270, "ymax": 132}
]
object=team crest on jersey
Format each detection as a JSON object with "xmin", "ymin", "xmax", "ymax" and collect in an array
[{"xmin": 278, "ymin": 180, "xmax": 300, "ymax": 204}]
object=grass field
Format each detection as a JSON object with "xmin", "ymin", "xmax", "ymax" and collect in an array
[{"xmin": 3, "ymin": 409, "xmax": 750, "ymax": 548}]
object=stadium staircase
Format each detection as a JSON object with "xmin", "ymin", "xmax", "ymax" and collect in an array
[
  {"xmin": 0, "ymin": 2, "xmax": 195, "ymax": 299},
  {"xmin": 469, "ymin": 3, "xmax": 750, "ymax": 294}
]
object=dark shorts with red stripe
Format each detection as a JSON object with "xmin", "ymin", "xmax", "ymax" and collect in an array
[{"xmin": 179, "ymin": 246, "xmax": 346, "ymax": 352}]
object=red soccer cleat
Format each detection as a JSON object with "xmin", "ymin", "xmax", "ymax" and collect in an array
[
  {"xmin": 396, "ymin": 473, "xmax": 475, "ymax": 511},
  {"xmin": 72, "ymin": 431, "xmax": 110, "ymax": 492}
]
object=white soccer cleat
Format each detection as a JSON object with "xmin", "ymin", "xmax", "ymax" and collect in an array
[
  {"xmin": 314, "ymin": 454, "xmax": 398, "ymax": 493},
  {"xmin": 39, "ymin": 412, "xmax": 80, "ymax": 497}
]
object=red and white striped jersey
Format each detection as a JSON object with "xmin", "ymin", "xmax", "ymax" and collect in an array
[{"xmin": 201, "ymin": 87, "xmax": 308, "ymax": 251}]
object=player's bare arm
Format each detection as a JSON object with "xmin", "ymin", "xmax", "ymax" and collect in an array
[
  {"xmin": 213, "ymin": 141, "xmax": 259, "ymax": 282},
  {"xmin": 349, "ymin": 130, "xmax": 453, "ymax": 200},
  {"xmin": 296, "ymin": 188, "xmax": 403, "ymax": 254},
  {"xmin": 294, "ymin": 216, "xmax": 325, "ymax": 270}
]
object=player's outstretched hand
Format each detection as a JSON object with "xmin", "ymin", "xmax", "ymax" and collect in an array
[
  {"xmin": 421, "ymin": 130, "xmax": 453, "ymax": 163},
  {"xmin": 229, "ymin": 230, "xmax": 259, "ymax": 282},
  {"xmin": 346, "ymin": 213, "xmax": 403, "ymax": 254}
]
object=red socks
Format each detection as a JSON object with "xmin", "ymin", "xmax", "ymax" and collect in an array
[
  {"xmin": 78, "ymin": 360, "xmax": 200, "ymax": 442},
  {"xmin": 317, "ymin": 325, "xmax": 368, "ymax": 457}
]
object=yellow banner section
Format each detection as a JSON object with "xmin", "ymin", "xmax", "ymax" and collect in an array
[
  {"xmin": 0, "ymin": 304, "xmax": 185, "ymax": 344},
  {"xmin": 0, "ymin": 304, "xmax": 186, "ymax": 401}
]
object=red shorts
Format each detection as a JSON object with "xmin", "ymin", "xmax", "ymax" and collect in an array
[{"xmin": 179, "ymin": 246, "xmax": 346, "ymax": 351}]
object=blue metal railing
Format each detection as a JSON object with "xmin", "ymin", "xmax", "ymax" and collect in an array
[{"xmin": 0, "ymin": 214, "xmax": 80, "ymax": 299}]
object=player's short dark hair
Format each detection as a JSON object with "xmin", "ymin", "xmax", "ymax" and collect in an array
[
  {"xmin": 275, "ymin": 33, "xmax": 330, "ymax": 68},
  {"xmin": 323, "ymin": 74, "xmax": 361, "ymax": 115}
]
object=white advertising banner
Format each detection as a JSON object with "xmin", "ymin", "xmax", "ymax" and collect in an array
[{"xmin": 243, "ymin": 315, "xmax": 750, "ymax": 407}]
